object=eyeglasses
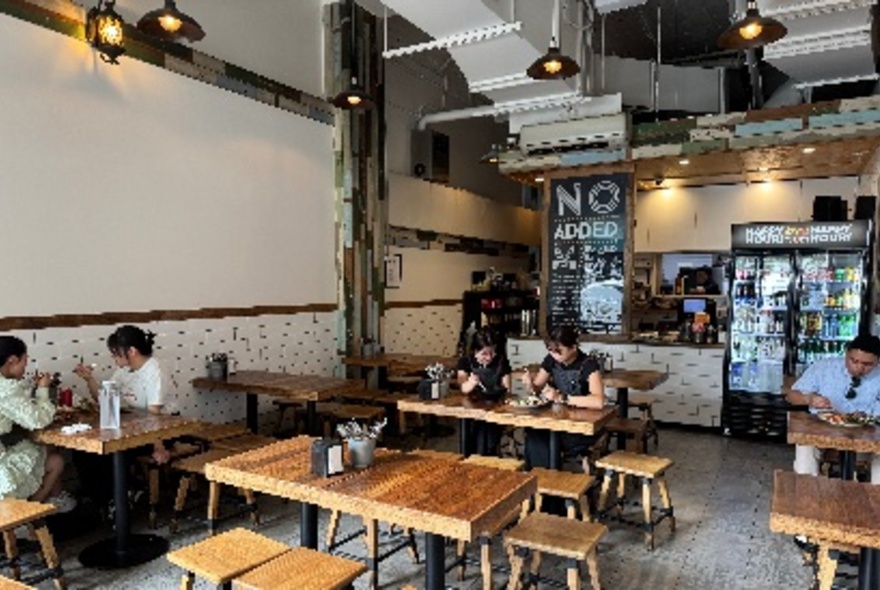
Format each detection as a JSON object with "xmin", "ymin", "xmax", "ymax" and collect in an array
[{"xmin": 846, "ymin": 376, "xmax": 862, "ymax": 400}]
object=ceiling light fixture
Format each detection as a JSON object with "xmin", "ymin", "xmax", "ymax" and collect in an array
[
  {"xmin": 526, "ymin": 0, "xmax": 580, "ymax": 80},
  {"xmin": 86, "ymin": 0, "xmax": 125, "ymax": 65},
  {"xmin": 332, "ymin": 0, "xmax": 374, "ymax": 110},
  {"xmin": 802, "ymin": 146, "xmax": 816, "ymax": 154},
  {"xmin": 679, "ymin": 159, "xmax": 690, "ymax": 166},
  {"xmin": 137, "ymin": 0, "xmax": 205, "ymax": 43},
  {"xmin": 718, "ymin": 0, "xmax": 787, "ymax": 50},
  {"xmin": 534, "ymin": 176, "xmax": 545, "ymax": 183}
]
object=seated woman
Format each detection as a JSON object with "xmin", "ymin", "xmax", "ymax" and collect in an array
[
  {"xmin": 0, "ymin": 336, "xmax": 75, "ymax": 512},
  {"xmin": 456, "ymin": 327, "xmax": 511, "ymax": 456},
  {"xmin": 72, "ymin": 325, "xmax": 176, "ymax": 507},
  {"xmin": 521, "ymin": 325, "xmax": 605, "ymax": 470}
]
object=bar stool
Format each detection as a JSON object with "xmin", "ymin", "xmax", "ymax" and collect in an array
[
  {"xmin": 0, "ymin": 500, "xmax": 65, "ymax": 590},
  {"xmin": 504, "ymin": 512, "xmax": 606, "ymax": 590},
  {"xmin": 232, "ymin": 546, "xmax": 367, "ymax": 590},
  {"xmin": 167, "ymin": 527, "xmax": 289, "ymax": 589},
  {"xmin": 595, "ymin": 451, "xmax": 675, "ymax": 550},
  {"xmin": 529, "ymin": 467, "xmax": 596, "ymax": 521}
]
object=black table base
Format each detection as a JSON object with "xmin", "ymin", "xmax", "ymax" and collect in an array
[
  {"xmin": 616, "ymin": 387, "xmax": 629, "ymax": 450},
  {"xmin": 835, "ymin": 450, "xmax": 879, "ymax": 590},
  {"xmin": 424, "ymin": 532, "xmax": 445, "ymax": 590},
  {"xmin": 79, "ymin": 534, "xmax": 168, "ymax": 569}
]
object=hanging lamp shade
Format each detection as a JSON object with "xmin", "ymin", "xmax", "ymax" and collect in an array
[
  {"xmin": 527, "ymin": 44, "xmax": 580, "ymax": 80},
  {"xmin": 86, "ymin": 0, "xmax": 125, "ymax": 64},
  {"xmin": 718, "ymin": 0, "xmax": 786, "ymax": 50},
  {"xmin": 332, "ymin": 77, "xmax": 374, "ymax": 110},
  {"xmin": 137, "ymin": 0, "xmax": 205, "ymax": 43}
]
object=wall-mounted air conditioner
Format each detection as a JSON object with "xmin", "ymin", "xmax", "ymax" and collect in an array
[
  {"xmin": 411, "ymin": 129, "xmax": 450, "ymax": 184},
  {"xmin": 518, "ymin": 113, "xmax": 629, "ymax": 155}
]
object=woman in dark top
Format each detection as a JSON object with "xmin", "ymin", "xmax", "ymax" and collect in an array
[
  {"xmin": 456, "ymin": 328, "xmax": 511, "ymax": 456},
  {"xmin": 521, "ymin": 325, "xmax": 605, "ymax": 469}
]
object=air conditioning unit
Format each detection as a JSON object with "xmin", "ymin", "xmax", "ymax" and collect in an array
[
  {"xmin": 411, "ymin": 129, "xmax": 450, "ymax": 184},
  {"xmin": 519, "ymin": 113, "xmax": 628, "ymax": 155}
]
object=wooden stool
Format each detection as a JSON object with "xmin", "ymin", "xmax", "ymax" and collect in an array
[
  {"xmin": 530, "ymin": 468, "xmax": 596, "ymax": 521},
  {"xmin": 604, "ymin": 418, "xmax": 649, "ymax": 454},
  {"xmin": 188, "ymin": 422, "xmax": 250, "ymax": 447},
  {"xmin": 167, "ymin": 527, "xmax": 289, "ymax": 589},
  {"xmin": 408, "ymin": 449, "xmax": 462, "ymax": 461},
  {"xmin": 0, "ymin": 576, "xmax": 35, "ymax": 589},
  {"xmin": 0, "ymin": 500, "xmax": 65, "ymax": 590},
  {"xmin": 627, "ymin": 395, "xmax": 659, "ymax": 448},
  {"xmin": 462, "ymin": 456, "xmax": 525, "ymax": 471},
  {"xmin": 213, "ymin": 434, "xmax": 277, "ymax": 453},
  {"xmin": 456, "ymin": 455, "xmax": 525, "ymax": 588},
  {"xmin": 811, "ymin": 539, "xmax": 859, "ymax": 590},
  {"xmin": 271, "ymin": 399, "xmax": 305, "ymax": 436},
  {"xmin": 169, "ymin": 449, "xmax": 259, "ymax": 534},
  {"xmin": 504, "ymin": 512, "xmax": 606, "ymax": 590},
  {"xmin": 137, "ymin": 442, "xmax": 203, "ymax": 528},
  {"xmin": 232, "ymin": 546, "xmax": 367, "ymax": 590},
  {"xmin": 595, "ymin": 451, "xmax": 675, "ymax": 550}
]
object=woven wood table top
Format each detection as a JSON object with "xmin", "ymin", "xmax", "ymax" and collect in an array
[
  {"xmin": 603, "ymin": 369, "xmax": 668, "ymax": 391},
  {"xmin": 770, "ymin": 470, "xmax": 880, "ymax": 549},
  {"xmin": 397, "ymin": 396, "xmax": 616, "ymax": 436},
  {"xmin": 343, "ymin": 354, "xmax": 456, "ymax": 373},
  {"xmin": 232, "ymin": 547, "xmax": 367, "ymax": 590},
  {"xmin": 192, "ymin": 371, "xmax": 365, "ymax": 402},
  {"xmin": 167, "ymin": 527, "xmax": 290, "ymax": 585},
  {"xmin": 0, "ymin": 499, "xmax": 56, "ymax": 530},
  {"xmin": 33, "ymin": 411, "xmax": 198, "ymax": 455},
  {"xmin": 787, "ymin": 411, "xmax": 880, "ymax": 454},
  {"xmin": 205, "ymin": 437, "xmax": 536, "ymax": 542}
]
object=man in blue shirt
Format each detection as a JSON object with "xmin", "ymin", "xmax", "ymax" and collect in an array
[{"xmin": 786, "ymin": 334, "xmax": 880, "ymax": 481}]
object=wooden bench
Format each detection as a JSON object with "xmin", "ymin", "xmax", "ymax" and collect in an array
[
  {"xmin": 0, "ymin": 500, "xmax": 65, "ymax": 590},
  {"xmin": 530, "ymin": 467, "xmax": 596, "ymax": 521},
  {"xmin": 504, "ymin": 512, "xmax": 606, "ymax": 590},
  {"xmin": 167, "ymin": 527, "xmax": 290, "ymax": 589},
  {"xmin": 604, "ymin": 418, "xmax": 649, "ymax": 454},
  {"xmin": 232, "ymin": 546, "xmax": 367, "ymax": 590},
  {"xmin": 595, "ymin": 451, "xmax": 675, "ymax": 550},
  {"xmin": 170, "ymin": 449, "xmax": 259, "ymax": 534}
]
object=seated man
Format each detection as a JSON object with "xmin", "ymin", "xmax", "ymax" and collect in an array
[{"xmin": 785, "ymin": 334, "xmax": 880, "ymax": 481}]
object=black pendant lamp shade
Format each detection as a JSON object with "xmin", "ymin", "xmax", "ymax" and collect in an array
[
  {"xmin": 137, "ymin": 0, "xmax": 205, "ymax": 43},
  {"xmin": 527, "ymin": 44, "xmax": 580, "ymax": 80},
  {"xmin": 332, "ymin": 1, "xmax": 374, "ymax": 110},
  {"xmin": 86, "ymin": 0, "xmax": 125, "ymax": 64},
  {"xmin": 718, "ymin": 0, "xmax": 787, "ymax": 50}
]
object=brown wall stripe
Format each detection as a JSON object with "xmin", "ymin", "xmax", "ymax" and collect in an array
[
  {"xmin": 0, "ymin": 304, "xmax": 338, "ymax": 331},
  {"xmin": 385, "ymin": 300, "xmax": 460, "ymax": 310}
]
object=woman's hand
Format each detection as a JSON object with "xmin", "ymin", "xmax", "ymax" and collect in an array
[
  {"xmin": 35, "ymin": 372, "xmax": 52, "ymax": 388},
  {"xmin": 73, "ymin": 364, "xmax": 94, "ymax": 381},
  {"xmin": 808, "ymin": 394, "xmax": 832, "ymax": 410},
  {"xmin": 152, "ymin": 444, "xmax": 171, "ymax": 465},
  {"xmin": 541, "ymin": 386, "xmax": 564, "ymax": 403},
  {"xmin": 467, "ymin": 374, "xmax": 482, "ymax": 388}
]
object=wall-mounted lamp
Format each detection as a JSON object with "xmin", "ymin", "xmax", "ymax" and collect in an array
[
  {"xmin": 718, "ymin": 0, "xmax": 787, "ymax": 50},
  {"xmin": 137, "ymin": 0, "xmax": 205, "ymax": 43},
  {"xmin": 526, "ymin": 0, "xmax": 580, "ymax": 80},
  {"xmin": 86, "ymin": 0, "xmax": 125, "ymax": 64},
  {"xmin": 332, "ymin": 1, "xmax": 374, "ymax": 110}
]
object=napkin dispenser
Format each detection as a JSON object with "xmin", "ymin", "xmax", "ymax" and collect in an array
[
  {"xmin": 311, "ymin": 438, "xmax": 344, "ymax": 478},
  {"xmin": 418, "ymin": 379, "xmax": 448, "ymax": 400},
  {"xmin": 99, "ymin": 381, "xmax": 121, "ymax": 430}
]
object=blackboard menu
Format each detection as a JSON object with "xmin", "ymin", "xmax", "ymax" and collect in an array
[
  {"xmin": 731, "ymin": 220, "xmax": 871, "ymax": 249},
  {"xmin": 547, "ymin": 174, "xmax": 629, "ymax": 334}
]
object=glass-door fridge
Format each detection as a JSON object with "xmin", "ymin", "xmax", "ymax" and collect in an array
[{"xmin": 723, "ymin": 220, "xmax": 874, "ymax": 439}]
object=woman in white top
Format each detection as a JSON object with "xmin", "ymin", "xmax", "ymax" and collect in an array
[
  {"xmin": 74, "ymin": 325, "xmax": 174, "ymax": 464},
  {"xmin": 0, "ymin": 336, "xmax": 75, "ymax": 512}
]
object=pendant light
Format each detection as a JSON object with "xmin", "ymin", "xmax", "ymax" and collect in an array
[
  {"xmin": 526, "ymin": 0, "xmax": 580, "ymax": 80},
  {"xmin": 85, "ymin": 0, "xmax": 125, "ymax": 65},
  {"xmin": 332, "ymin": 1, "xmax": 374, "ymax": 110},
  {"xmin": 718, "ymin": 0, "xmax": 787, "ymax": 50},
  {"xmin": 137, "ymin": 0, "xmax": 205, "ymax": 43}
]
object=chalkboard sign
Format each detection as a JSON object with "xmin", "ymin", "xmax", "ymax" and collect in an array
[
  {"xmin": 546, "ymin": 174, "xmax": 629, "ymax": 334},
  {"xmin": 731, "ymin": 220, "xmax": 871, "ymax": 249}
]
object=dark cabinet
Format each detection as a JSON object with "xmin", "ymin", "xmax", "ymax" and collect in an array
[{"xmin": 458, "ymin": 290, "xmax": 539, "ymax": 352}]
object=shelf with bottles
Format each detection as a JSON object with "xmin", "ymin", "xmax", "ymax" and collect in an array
[
  {"xmin": 797, "ymin": 312, "xmax": 858, "ymax": 340},
  {"xmin": 799, "ymin": 339, "xmax": 847, "ymax": 364}
]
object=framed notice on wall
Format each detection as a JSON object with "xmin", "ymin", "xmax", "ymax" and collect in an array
[{"xmin": 546, "ymin": 173, "xmax": 630, "ymax": 335}]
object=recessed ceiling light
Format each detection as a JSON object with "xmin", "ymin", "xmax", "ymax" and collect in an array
[
  {"xmin": 534, "ymin": 176, "xmax": 545, "ymax": 183},
  {"xmin": 802, "ymin": 146, "xmax": 816, "ymax": 154},
  {"xmin": 758, "ymin": 166, "xmax": 769, "ymax": 172},
  {"xmin": 679, "ymin": 159, "xmax": 690, "ymax": 166}
]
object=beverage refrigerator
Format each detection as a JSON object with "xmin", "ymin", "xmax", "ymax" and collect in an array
[{"xmin": 722, "ymin": 220, "xmax": 874, "ymax": 439}]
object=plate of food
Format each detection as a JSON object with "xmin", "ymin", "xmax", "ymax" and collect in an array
[
  {"xmin": 505, "ymin": 396, "xmax": 551, "ymax": 413},
  {"xmin": 815, "ymin": 411, "xmax": 878, "ymax": 428}
]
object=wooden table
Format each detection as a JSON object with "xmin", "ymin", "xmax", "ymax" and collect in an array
[
  {"xmin": 205, "ymin": 436, "xmax": 536, "ymax": 590},
  {"xmin": 34, "ymin": 410, "xmax": 197, "ymax": 568},
  {"xmin": 771, "ymin": 470, "xmax": 880, "ymax": 589},
  {"xmin": 191, "ymin": 371, "xmax": 364, "ymax": 433},
  {"xmin": 397, "ymin": 395, "xmax": 616, "ymax": 469},
  {"xmin": 787, "ymin": 411, "xmax": 880, "ymax": 480},
  {"xmin": 604, "ymin": 369, "xmax": 667, "ymax": 449},
  {"xmin": 343, "ymin": 354, "xmax": 456, "ymax": 389}
]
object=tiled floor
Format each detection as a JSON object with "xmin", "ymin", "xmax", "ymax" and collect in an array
[{"xmin": 20, "ymin": 427, "xmax": 839, "ymax": 589}]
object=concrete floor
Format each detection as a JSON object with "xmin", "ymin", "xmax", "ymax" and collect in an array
[{"xmin": 18, "ymin": 426, "xmax": 846, "ymax": 589}]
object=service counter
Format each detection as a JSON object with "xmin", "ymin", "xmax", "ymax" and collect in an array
[{"xmin": 507, "ymin": 337, "xmax": 725, "ymax": 429}]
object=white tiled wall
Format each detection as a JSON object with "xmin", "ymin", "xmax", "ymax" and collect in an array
[
  {"xmin": 7, "ymin": 312, "xmax": 340, "ymax": 426},
  {"xmin": 382, "ymin": 305, "xmax": 462, "ymax": 356},
  {"xmin": 508, "ymin": 338, "xmax": 724, "ymax": 428}
]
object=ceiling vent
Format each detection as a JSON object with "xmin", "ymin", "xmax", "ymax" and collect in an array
[{"xmin": 518, "ymin": 114, "xmax": 629, "ymax": 155}]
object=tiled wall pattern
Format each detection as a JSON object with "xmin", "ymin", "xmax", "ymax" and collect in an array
[
  {"xmin": 6, "ymin": 313, "xmax": 340, "ymax": 427},
  {"xmin": 382, "ymin": 305, "xmax": 462, "ymax": 356},
  {"xmin": 508, "ymin": 338, "xmax": 724, "ymax": 427}
]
